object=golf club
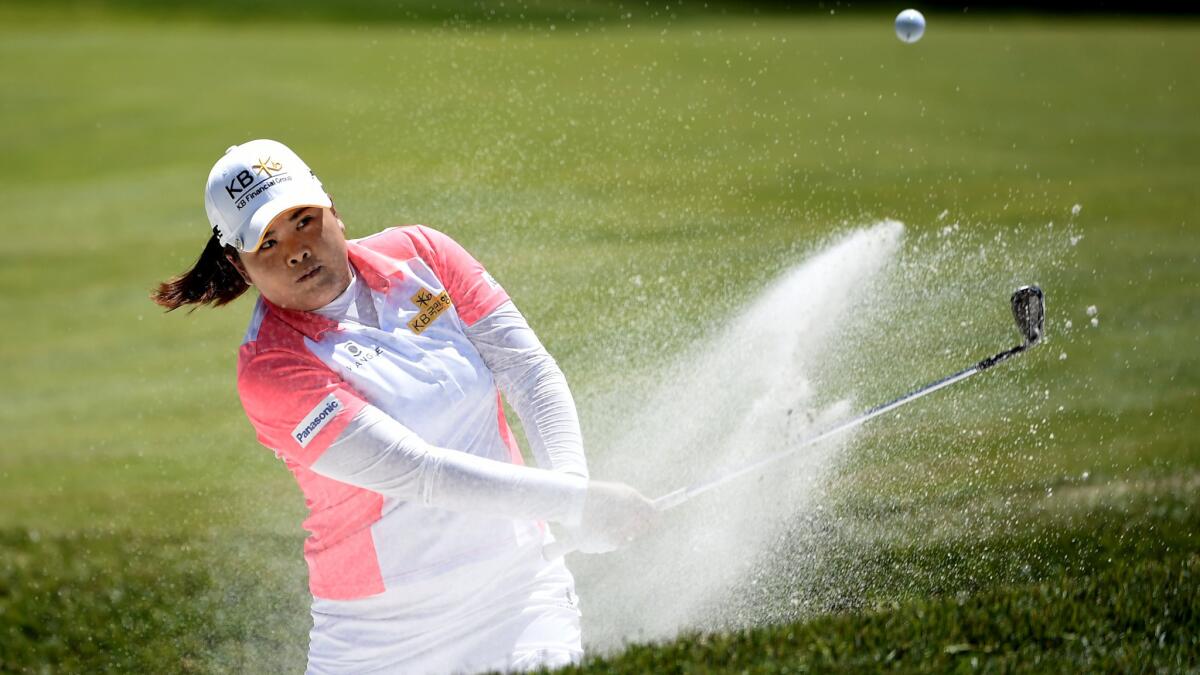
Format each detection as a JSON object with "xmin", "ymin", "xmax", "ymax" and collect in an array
[{"xmin": 545, "ymin": 285, "xmax": 1045, "ymax": 558}]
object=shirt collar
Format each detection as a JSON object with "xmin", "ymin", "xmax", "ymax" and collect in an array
[
  {"xmin": 346, "ymin": 239, "xmax": 405, "ymax": 293},
  {"xmin": 262, "ymin": 297, "xmax": 338, "ymax": 341}
]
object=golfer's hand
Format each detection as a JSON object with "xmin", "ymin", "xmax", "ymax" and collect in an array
[{"xmin": 569, "ymin": 480, "xmax": 657, "ymax": 554}]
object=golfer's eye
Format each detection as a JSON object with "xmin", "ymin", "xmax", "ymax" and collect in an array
[
  {"xmin": 297, "ymin": 215, "xmax": 313, "ymax": 229},
  {"xmin": 259, "ymin": 239, "xmax": 276, "ymax": 251}
]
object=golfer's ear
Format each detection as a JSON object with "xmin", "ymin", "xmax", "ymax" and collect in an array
[
  {"xmin": 328, "ymin": 198, "xmax": 345, "ymax": 231},
  {"xmin": 226, "ymin": 252, "xmax": 252, "ymax": 285}
]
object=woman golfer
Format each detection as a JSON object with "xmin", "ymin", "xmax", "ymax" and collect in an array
[{"xmin": 153, "ymin": 139, "xmax": 655, "ymax": 673}]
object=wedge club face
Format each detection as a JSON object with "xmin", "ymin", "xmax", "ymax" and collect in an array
[{"xmin": 1011, "ymin": 285, "xmax": 1045, "ymax": 345}]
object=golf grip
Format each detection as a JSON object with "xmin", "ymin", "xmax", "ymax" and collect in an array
[
  {"xmin": 543, "ymin": 337, "xmax": 1037, "ymax": 559},
  {"xmin": 542, "ymin": 491, "xmax": 684, "ymax": 559},
  {"xmin": 542, "ymin": 541, "xmax": 571, "ymax": 560}
]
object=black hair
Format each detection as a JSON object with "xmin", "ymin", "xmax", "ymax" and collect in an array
[{"xmin": 151, "ymin": 234, "xmax": 250, "ymax": 311}]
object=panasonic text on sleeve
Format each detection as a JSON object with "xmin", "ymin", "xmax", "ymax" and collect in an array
[{"xmin": 293, "ymin": 394, "xmax": 342, "ymax": 448}]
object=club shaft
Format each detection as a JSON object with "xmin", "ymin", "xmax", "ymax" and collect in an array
[{"xmin": 651, "ymin": 341, "xmax": 1030, "ymax": 511}]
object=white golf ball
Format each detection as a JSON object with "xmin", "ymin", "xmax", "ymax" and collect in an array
[{"xmin": 895, "ymin": 9, "xmax": 926, "ymax": 44}]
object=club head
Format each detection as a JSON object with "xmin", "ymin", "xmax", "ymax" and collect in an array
[{"xmin": 1011, "ymin": 285, "xmax": 1045, "ymax": 345}]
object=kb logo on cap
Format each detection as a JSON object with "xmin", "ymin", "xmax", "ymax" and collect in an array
[
  {"xmin": 225, "ymin": 156, "xmax": 287, "ymax": 200},
  {"xmin": 253, "ymin": 157, "xmax": 283, "ymax": 177}
]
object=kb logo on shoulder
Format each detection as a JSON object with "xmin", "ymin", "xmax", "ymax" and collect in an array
[
  {"xmin": 408, "ymin": 288, "xmax": 453, "ymax": 335},
  {"xmin": 226, "ymin": 156, "xmax": 292, "ymax": 210}
]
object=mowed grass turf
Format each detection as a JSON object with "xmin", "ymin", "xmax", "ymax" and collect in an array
[{"xmin": 0, "ymin": 4, "xmax": 1197, "ymax": 672}]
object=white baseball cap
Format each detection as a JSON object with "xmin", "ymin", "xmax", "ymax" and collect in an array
[{"xmin": 204, "ymin": 139, "xmax": 333, "ymax": 252}]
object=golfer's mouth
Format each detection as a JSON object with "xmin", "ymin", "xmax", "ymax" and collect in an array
[{"xmin": 297, "ymin": 265, "xmax": 323, "ymax": 283}]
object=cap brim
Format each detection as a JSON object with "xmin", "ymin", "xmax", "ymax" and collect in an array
[{"xmin": 240, "ymin": 189, "xmax": 334, "ymax": 252}]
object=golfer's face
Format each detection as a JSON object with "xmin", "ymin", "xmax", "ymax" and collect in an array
[{"xmin": 239, "ymin": 206, "xmax": 352, "ymax": 311}]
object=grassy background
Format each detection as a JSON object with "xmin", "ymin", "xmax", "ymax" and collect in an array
[{"xmin": 0, "ymin": 2, "xmax": 1197, "ymax": 671}]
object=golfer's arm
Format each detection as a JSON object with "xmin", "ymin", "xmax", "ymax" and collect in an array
[
  {"xmin": 464, "ymin": 301, "xmax": 589, "ymax": 478},
  {"xmin": 310, "ymin": 405, "xmax": 587, "ymax": 526}
]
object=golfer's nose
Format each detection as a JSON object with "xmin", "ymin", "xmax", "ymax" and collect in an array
[{"xmin": 288, "ymin": 247, "xmax": 311, "ymax": 267}]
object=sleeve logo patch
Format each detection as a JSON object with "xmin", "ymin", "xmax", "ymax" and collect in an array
[
  {"xmin": 408, "ymin": 287, "xmax": 453, "ymax": 335},
  {"xmin": 292, "ymin": 393, "xmax": 343, "ymax": 448}
]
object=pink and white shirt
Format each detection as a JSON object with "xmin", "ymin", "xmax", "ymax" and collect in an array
[{"xmin": 237, "ymin": 225, "xmax": 587, "ymax": 600}]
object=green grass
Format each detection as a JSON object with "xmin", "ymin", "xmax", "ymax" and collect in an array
[
  {"xmin": 0, "ymin": 4, "xmax": 1197, "ymax": 672},
  {"xmin": 582, "ymin": 554, "xmax": 1200, "ymax": 672}
]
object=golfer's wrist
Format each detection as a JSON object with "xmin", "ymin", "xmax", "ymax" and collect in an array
[{"xmin": 563, "ymin": 475, "xmax": 588, "ymax": 527}]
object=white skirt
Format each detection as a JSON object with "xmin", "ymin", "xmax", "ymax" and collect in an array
[{"xmin": 306, "ymin": 542, "xmax": 582, "ymax": 675}]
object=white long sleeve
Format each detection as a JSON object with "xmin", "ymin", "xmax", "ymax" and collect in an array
[
  {"xmin": 312, "ymin": 405, "xmax": 588, "ymax": 526},
  {"xmin": 464, "ymin": 301, "xmax": 589, "ymax": 478}
]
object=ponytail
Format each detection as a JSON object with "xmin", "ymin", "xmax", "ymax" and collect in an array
[{"xmin": 151, "ymin": 235, "xmax": 250, "ymax": 311}]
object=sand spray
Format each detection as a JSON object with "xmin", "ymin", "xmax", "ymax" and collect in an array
[
  {"xmin": 572, "ymin": 221, "xmax": 906, "ymax": 648},
  {"xmin": 571, "ymin": 212, "xmax": 1082, "ymax": 650}
]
